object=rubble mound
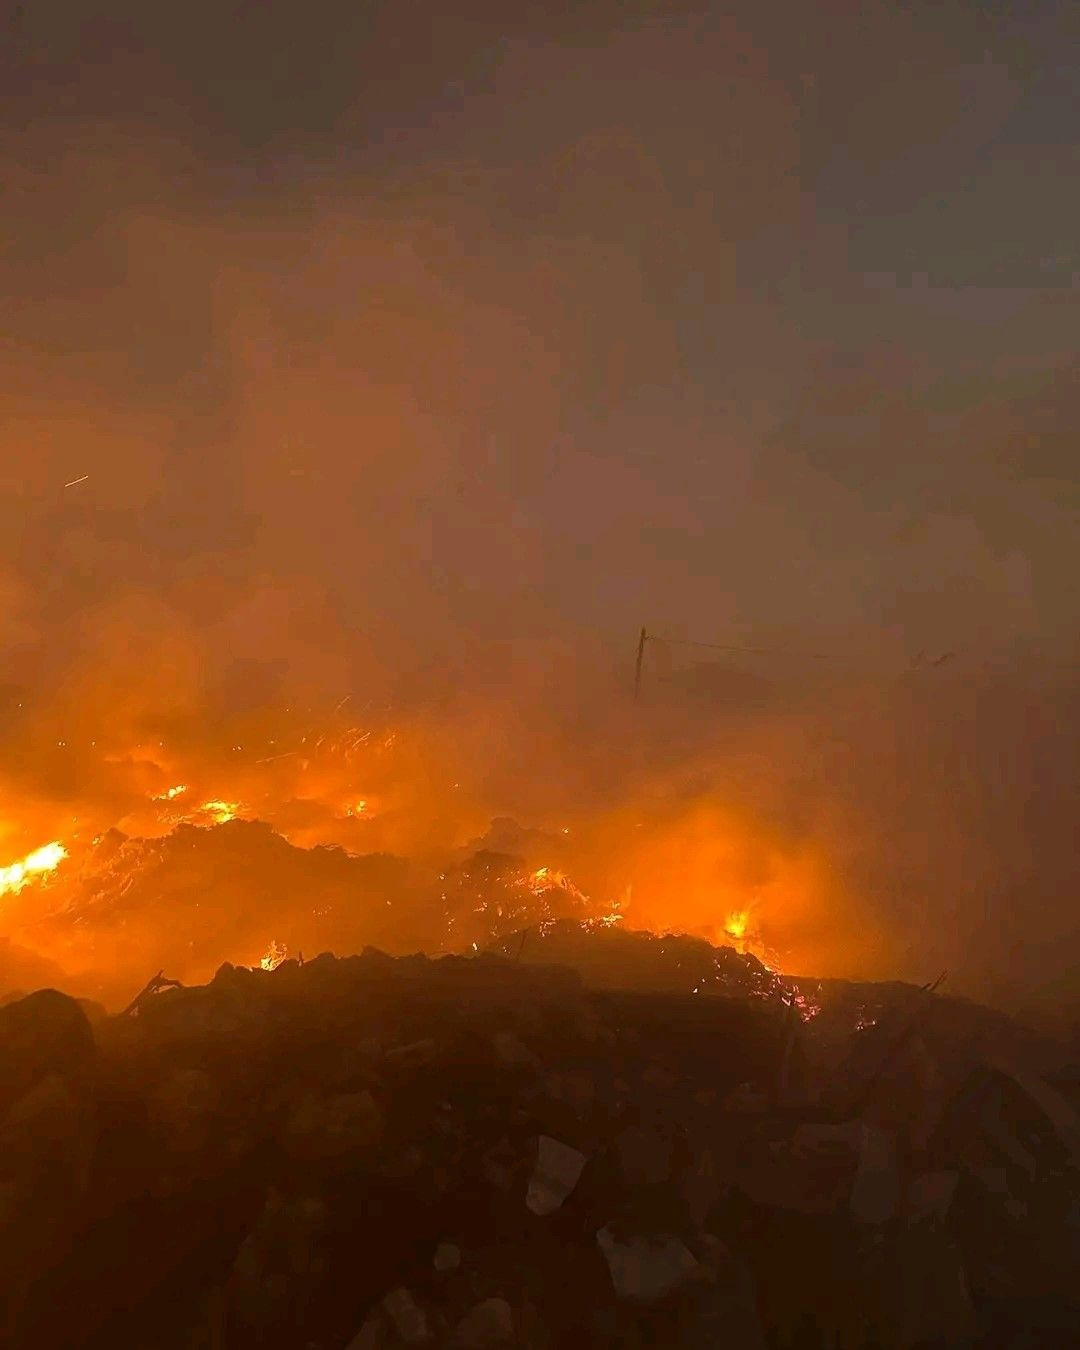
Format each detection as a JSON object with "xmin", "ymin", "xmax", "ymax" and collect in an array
[
  {"xmin": 489, "ymin": 919, "xmax": 788, "ymax": 1001},
  {"xmin": 23, "ymin": 823, "xmax": 594, "ymax": 1002},
  {"xmin": 0, "ymin": 949, "xmax": 1077, "ymax": 1349}
]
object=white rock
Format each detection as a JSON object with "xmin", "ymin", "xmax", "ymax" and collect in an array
[
  {"xmin": 526, "ymin": 1135, "xmax": 587, "ymax": 1215},
  {"xmin": 850, "ymin": 1123, "xmax": 899, "ymax": 1225},
  {"xmin": 905, "ymin": 1170, "xmax": 959, "ymax": 1223},
  {"xmin": 434, "ymin": 1241, "xmax": 462, "ymax": 1272},
  {"xmin": 382, "ymin": 1288, "xmax": 430, "ymax": 1344},
  {"xmin": 492, "ymin": 1030, "xmax": 541, "ymax": 1070},
  {"xmin": 596, "ymin": 1228, "xmax": 701, "ymax": 1302},
  {"xmin": 453, "ymin": 1296, "xmax": 514, "ymax": 1347}
]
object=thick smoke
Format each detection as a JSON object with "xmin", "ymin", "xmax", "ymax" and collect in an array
[{"xmin": 1, "ymin": 5, "xmax": 1077, "ymax": 1015}]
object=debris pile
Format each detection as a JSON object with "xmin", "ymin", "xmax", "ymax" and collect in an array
[
  {"xmin": 14, "ymin": 821, "xmax": 596, "ymax": 1004},
  {"xmin": 0, "ymin": 943, "xmax": 1077, "ymax": 1349}
]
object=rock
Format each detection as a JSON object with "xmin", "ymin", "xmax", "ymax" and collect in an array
[
  {"xmin": 542, "ymin": 1067, "xmax": 595, "ymax": 1115},
  {"xmin": 684, "ymin": 1236, "xmax": 766, "ymax": 1346},
  {"xmin": 986, "ymin": 1056, "xmax": 1080, "ymax": 1166},
  {"xmin": 850, "ymin": 1123, "xmax": 899, "ymax": 1224},
  {"xmin": 615, "ymin": 1124, "xmax": 672, "ymax": 1186},
  {"xmin": 681, "ymin": 1146, "xmax": 720, "ymax": 1227},
  {"xmin": 229, "ymin": 1192, "xmax": 329, "ymax": 1334},
  {"xmin": 0, "ymin": 989, "xmax": 96, "ymax": 1115},
  {"xmin": 883, "ymin": 1226, "xmax": 979, "ymax": 1348},
  {"xmin": 280, "ymin": 1089, "xmax": 383, "ymax": 1163},
  {"xmin": 0, "ymin": 1072, "xmax": 96, "ymax": 1203},
  {"xmin": 345, "ymin": 1310, "xmax": 392, "ymax": 1349},
  {"xmin": 147, "ymin": 1067, "xmax": 216, "ymax": 1153},
  {"xmin": 452, "ymin": 1296, "xmax": 514, "ymax": 1347},
  {"xmin": 526, "ymin": 1135, "xmax": 587, "ymax": 1215},
  {"xmin": 434, "ymin": 1241, "xmax": 462, "ymax": 1272},
  {"xmin": 905, "ymin": 1169, "xmax": 959, "ymax": 1223},
  {"xmin": 596, "ymin": 1228, "xmax": 701, "ymax": 1302},
  {"xmin": 735, "ymin": 1136, "xmax": 852, "ymax": 1214},
  {"xmin": 791, "ymin": 1119, "xmax": 864, "ymax": 1157},
  {"xmin": 493, "ymin": 1030, "xmax": 541, "ymax": 1070},
  {"xmin": 75, "ymin": 998, "xmax": 109, "ymax": 1025},
  {"xmin": 384, "ymin": 1038, "xmax": 437, "ymax": 1067},
  {"xmin": 482, "ymin": 1138, "xmax": 519, "ymax": 1193},
  {"xmin": 723, "ymin": 1082, "xmax": 766, "ymax": 1113},
  {"xmin": 382, "ymin": 1287, "xmax": 430, "ymax": 1344}
]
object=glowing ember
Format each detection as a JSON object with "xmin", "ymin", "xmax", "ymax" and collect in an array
[
  {"xmin": 260, "ymin": 940, "xmax": 287, "ymax": 971},
  {"xmin": 529, "ymin": 866, "xmax": 575, "ymax": 895},
  {"xmin": 0, "ymin": 841, "xmax": 68, "ymax": 898},
  {"xmin": 791, "ymin": 989, "xmax": 822, "ymax": 1022},
  {"xmin": 196, "ymin": 800, "xmax": 240, "ymax": 825}
]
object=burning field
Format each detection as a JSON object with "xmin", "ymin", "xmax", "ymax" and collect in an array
[{"xmin": 0, "ymin": 680, "xmax": 848, "ymax": 1012}]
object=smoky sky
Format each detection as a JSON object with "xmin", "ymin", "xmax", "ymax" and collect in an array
[
  {"xmin": 1, "ymin": 1, "xmax": 1078, "ymax": 1006},
  {"xmin": 3, "ymin": 1, "xmax": 1077, "ymax": 659}
]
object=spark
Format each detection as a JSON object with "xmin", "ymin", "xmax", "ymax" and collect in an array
[{"xmin": 63, "ymin": 474, "xmax": 89, "ymax": 488}]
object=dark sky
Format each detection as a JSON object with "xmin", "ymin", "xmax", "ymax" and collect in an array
[{"xmin": 1, "ymin": 1, "xmax": 1077, "ymax": 1002}]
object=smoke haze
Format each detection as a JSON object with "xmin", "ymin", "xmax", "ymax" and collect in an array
[{"xmin": 1, "ymin": 1, "xmax": 1077, "ymax": 1012}]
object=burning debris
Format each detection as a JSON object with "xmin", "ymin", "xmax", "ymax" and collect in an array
[
  {"xmin": 0, "ymin": 841, "xmax": 68, "ymax": 899},
  {"xmin": 260, "ymin": 940, "xmax": 288, "ymax": 972},
  {"xmin": 0, "ymin": 942, "xmax": 1075, "ymax": 1350}
]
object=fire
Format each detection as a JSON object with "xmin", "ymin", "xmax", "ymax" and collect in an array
[
  {"xmin": 0, "ymin": 841, "xmax": 68, "ymax": 898},
  {"xmin": 717, "ymin": 906, "xmax": 778, "ymax": 970},
  {"xmin": 197, "ymin": 800, "xmax": 241, "ymax": 825},
  {"xmin": 724, "ymin": 910, "xmax": 750, "ymax": 941},
  {"xmin": 260, "ymin": 940, "xmax": 287, "ymax": 971},
  {"xmin": 0, "ymin": 701, "xmax": 842, "ymax": 996},
  {"xmin": 529, "ymin": 867, "xmax": 587, "ymax": 904}
]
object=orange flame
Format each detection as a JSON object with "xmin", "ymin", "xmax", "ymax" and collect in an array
[
  {"xmin": 0, "ymin": 841, "xmax": 68, "ymax": 898},
  {"xmin": 259, "ymin": 940, "xmax": 287, "ymax": 971},
  {"xmin": 724, "ymin": 909, "xmax": 750, "ymax": 941},
  {"xmin": 196, "ymin": 800, "xmax": 241, "ymax": 825}
]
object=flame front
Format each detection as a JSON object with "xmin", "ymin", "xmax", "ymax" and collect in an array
[
  {"xmin": 0, "ymin": 841, "xmax": 68, "ymax": 898},
  {"xmin": 724, "ymin": 910, "xmax": 749, "ymax": 941},
  {"xmin": 260, "ymin": 940, "xmax": 287, "ymax": 971},
  {"xmin": 197, "ymin": 800, "xmax": 241, "ymax": 825}
]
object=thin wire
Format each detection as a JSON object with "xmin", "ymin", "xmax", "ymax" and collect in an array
[{"xmin": 647, "ymin": 636, "xmax": 834, "ymax": 660}]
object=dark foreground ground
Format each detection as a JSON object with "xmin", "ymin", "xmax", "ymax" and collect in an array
[{"xmin": 0, "ymin": 941, "xmax": 1077, "ymax": 1350}]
